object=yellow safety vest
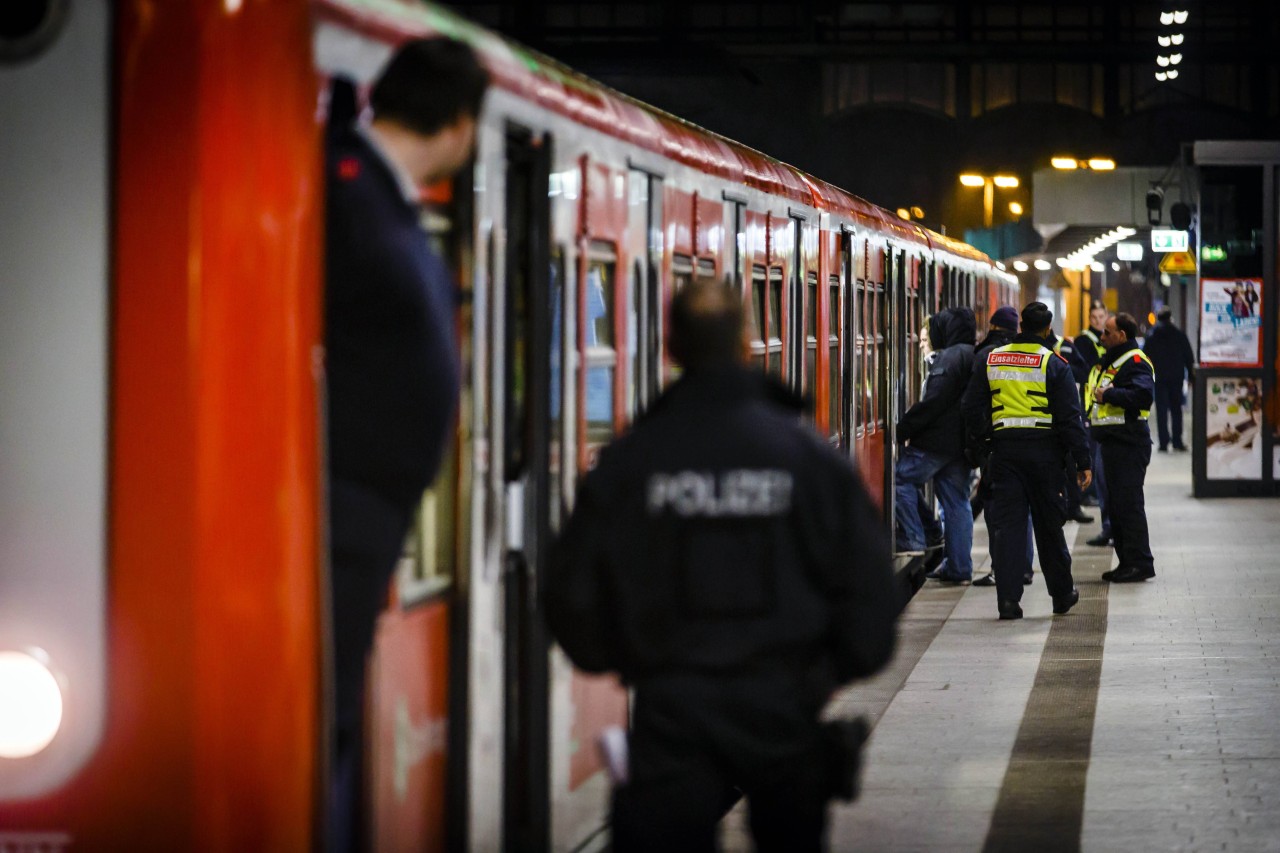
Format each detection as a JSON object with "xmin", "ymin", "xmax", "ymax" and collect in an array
[
  {"xmin": 1087, "ymin": 348, "xmax": 1155, "ymax": 426},
  {"xmin": 987, "ymin": 342, "xmax": 1054, "ymax": 430},
  {"xmin": 1082, "ymin": 329, "xmax": 1106, "ymax": 361}
]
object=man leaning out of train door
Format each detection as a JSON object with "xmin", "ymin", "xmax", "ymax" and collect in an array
[
  {"xmin": 894, "ymin": 306, "xmax": 978, "ymax": 584},
  {"xmin": 547, "ymin": 280, "xmax": 898, "ymax": 852}
]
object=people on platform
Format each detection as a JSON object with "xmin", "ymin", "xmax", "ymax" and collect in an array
[
  {"xmin": 1088, "ymin": 312, "xmax": 1158, "ymax": 583},
  {"xmin": 1049, "ymin": 329, "xmax": 1094, "ymax": 526},
  {"xmin": 968, "ymin": 306, "xmax": 1033, "ymax": 589},
  {"xmin": 962, "ymin": 302, "xmax": 1092, "ymax": 620},
  {"xmin": 546, "ymin": 280, "xmax": 897, "ymax": 852},
  {"xmin": 1076, "ymin": 301, "xmax": 1114, "ymax": 547},
  {"xmin": 324, "ymin": 38, "xmax": 488, "ymax": 850},
  {"xmin": 893, "ymin": 307, "xmax": 977, "ymax": 583},
  {"xmin": 1143, "ymin": 306, "xmax": 1197, "ymax": 452}
]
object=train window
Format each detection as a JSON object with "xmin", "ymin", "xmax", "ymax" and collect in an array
[
  {"xmin": 749, "ymin": 265, "xmax": 767, "ymax": 372},
  {"xmin": 696, "ymin": 257, "xmax": 716, "ymax": 280},
  {"xmin": 828, "ymin": 276, "xmax": 841, "ymax": 438},
  {"xmin": 767, "ymin": 266, "xmax": 783, "ymax": 376},
  {"xmin": 874, "ymin": 283, "xmax": 886, "ymax": 429},
  {"xmin": 805, "ymin": 272, "xmax": 818, "ymax": 397},
  {"xmin": 585, "ymin": 243, "xmax": 617, "ymax": 443},
  {"xmin": 730, "ymin": 202, "xmax": 745, "ymax": 290},
  {"xmin": 672, "ymin": 253, "xmax": 693, "ymax": 293}
]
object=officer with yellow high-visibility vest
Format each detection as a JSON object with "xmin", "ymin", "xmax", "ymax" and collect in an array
[
  {"xmin": 1087, "ymin": 312, "xmax": 1157, "ymax": 583},
  {"xmin": 962, "ymin": 302, "xmax": 1092, "ymax": 620}
]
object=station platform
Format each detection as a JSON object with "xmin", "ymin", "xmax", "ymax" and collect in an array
[{"xmin": 722, "ymin": 449, "xmax": 1280, "ymax": 851}]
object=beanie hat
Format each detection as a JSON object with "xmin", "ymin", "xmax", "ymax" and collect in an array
[
  {"xmin": 990, "ymin": 306, "xmax": 1019, "ymax": 331},
  {"xmin": 1021, "ymin": 301, "xmax": 1053, "ymax": 332}
]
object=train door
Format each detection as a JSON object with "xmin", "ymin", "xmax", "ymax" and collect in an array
[
  {"xmin": 499, "ymin": 126, "xmax": 554, "ymax": 851},
  {"xmin": 788, "ymin": 214, "xmax": 806, "ymax": 393},
  {"xmin": 627, "ymin": 168, "xmax": 664, "ymax": 415}
]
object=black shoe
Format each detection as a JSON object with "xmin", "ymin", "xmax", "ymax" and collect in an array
[
  {"xmin": 998, "ymin": 600, "xmax": 1023, "ymax": 620},
  {"xmin": 1109, "ymin": 565, "xmax": 1155, "ymax": 583},
  {"xmin": 1101, "ymin": 566, "xmax": 1121, "ymax": 581},
  {"xmin": 1052, "ymin": 587, "xmax": 1080, "ymax": 614},
  {"xmin": 936, "ymin": 573, "xmax": 972, "ymax": 586},
  {"xmin": 1023, "ymin": 573, "xmax": 1033, "ymax": 585},
  {"xmin": 1158, "ymin": 446, "xmax": 1169, "ymax": 453},
  {"xmin": 973, "ymin": 573, "xmax": 996, "ymax": 587},
  {"xmin": 1086, "ymin": 533, "xmax": 1111, "ymax": 547},
  {"xmin": 1172, "ymin": 444, "xmax": 1189, "ymax": 452},
  {"xmin": 1069, "ymin": 511, "xmax": 1095, "ymax": 524}
]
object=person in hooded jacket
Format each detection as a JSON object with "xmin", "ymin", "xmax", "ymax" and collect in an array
[
  {"xmin": 547, "ymin": 280, "xmax": 897, "ymax": 852},
  {"xmin": 895, "ymin": 306, "xmax": 977, "ymax": 583}
]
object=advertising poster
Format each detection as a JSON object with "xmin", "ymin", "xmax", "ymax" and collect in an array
[
  {"xmin": 1205, "ymin": 376, "xmax": 1263, "ymax": 480},
  {"xmin": 1200, "ymin": 277, "xmax": 1263, "ymax": 366}
]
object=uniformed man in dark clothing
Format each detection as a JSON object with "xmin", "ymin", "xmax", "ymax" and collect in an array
[
  {"xmin": 324, "ymin": 38, "xmax": 488, "ymax": 850},
  {"xmin": 1076, "ymin": 302, "xmax": 1112, "ymax": 543},
  {"xmin": 962, "ymin": 302, "xmax": 1092, "ymax": 620},
  {"xmin": 547, "ymin": 280, "xmax": 897, "ymax": 852},
  {"xmin": 1143, "ymin": 306, "xmax": 1197, "ymax": 452},
  {"xmin": 1049, "ymin": 330, "xmax": 1094, "ymax": 525},
  {"xmin": 1089, "ymin": 312, "xmax": 1158, "ymax": 583}
]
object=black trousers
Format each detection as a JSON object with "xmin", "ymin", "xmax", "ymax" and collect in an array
[
  {"xmin": 614, "ymin": 674, "xmax": 830, "ymax": 853},
  {"xmin": 1153, "ymin": 381, "xmax": 1186, "ymax": 450},
  {"xmin": 328, "ymin": 479, "xmax": 414, "ymax": 852},
  {"xmin": 986, "ymin": 441, "xmax": 1075, "ymax": 605},
  {"xmin": 1100, "ymin": 440, "xmax": 1154, "ymax": 572}
]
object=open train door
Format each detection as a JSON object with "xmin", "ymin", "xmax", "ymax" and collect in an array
[{"xmin": 499, "ymin": 125, "xmax": 555, "ymax": 851}]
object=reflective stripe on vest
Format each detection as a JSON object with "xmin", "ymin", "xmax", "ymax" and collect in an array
[
  {"xmin": 1083, "ymin": 329, "xmax": 1106, "ymax": 360},
  {"xmin": 987, "ymin": 343, "xmax": 1053, "ymax": 430},
  {"xmin": 1088, "ymin": 348, "xmax": 1155, "ymax": 426}
]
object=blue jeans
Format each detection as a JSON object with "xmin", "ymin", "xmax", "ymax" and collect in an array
[{"xmin": 895, "ymin": 445, "xmax": 973, "ymax": 578}]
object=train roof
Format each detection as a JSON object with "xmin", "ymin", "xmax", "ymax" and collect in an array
[{"xmin": 317, "ymin": 0, "xmax": 991, "ymax": 262}]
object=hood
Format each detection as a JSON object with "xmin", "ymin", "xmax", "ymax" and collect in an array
[
  {"xmin": 927, "ymin": 312, "xmax": 948, "ymax": 351},
  {"xmin": 940, "ymin": 306, "xmax": 977, "ymax": 348}
]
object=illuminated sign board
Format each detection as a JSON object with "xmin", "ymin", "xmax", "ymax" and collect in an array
[
  {"xmin": 1116, "ymin": 242, "xmax": 1143, "ymax": 261},
  {"xmin": 1151, "ymin": 229, "xmax": 1189, "ymax": 253}
]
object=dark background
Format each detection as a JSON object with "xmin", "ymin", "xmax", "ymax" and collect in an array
[{"xmin": 445, "ymin": 1, "xmax": 1279, "ymax": 237}]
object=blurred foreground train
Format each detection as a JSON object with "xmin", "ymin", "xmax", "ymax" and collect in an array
[{"xmin": 0, "ymin": 0, "xmax": 1015, "ymax": 849}]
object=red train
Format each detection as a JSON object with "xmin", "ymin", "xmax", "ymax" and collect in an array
[{"xmin": 0, "ymin": 1, "xmax": 1015, "ymax": 850}]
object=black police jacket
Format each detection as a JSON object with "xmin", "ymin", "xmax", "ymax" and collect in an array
[
  {"xmin": 896, "ymin": 307, "xmax": 976, "ymax": 459},
  {"xmin": 324, "ymin": 124, "xmax": 460, "ymax": 508},
  {"xmin": 1142, "ymin": 321, "xmax": 1196, "ymax": 387},
  {"xmin": 546, "ymin": 364, "xmax": 898, "ymax": 692},
  {"xmin": 961, "ymin": 332, "xmax": 1092, "ymax": 470},
  {"xmin": 1091, "ymin": 341, "xmax": 1156, "ymax": 447}
]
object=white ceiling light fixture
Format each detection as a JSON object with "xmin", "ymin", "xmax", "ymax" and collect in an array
[
  {"xmin": 1170, "ymin": 54, "xmax": 1182, "ymax": 65},
  {"xmin": 1034, "ymin": 259, "xmax": 1052, "ymax": 271},
  {"xmin": 1112, "ymin": 262, "xmax": 1121, "ymax": 271},
  {"xmin": 1013, "ymin": 260, "xmax": 1029, "ymax": 272},
  {"xmin": 1160, "ymin": 11, "xmax": 1174, "ymax": 25},
  {"xmin": 1167, "ymin": 69, "xmax": 1179, "ymax": 80},
  {"xmin": 1173, "ymin": 10, "xmax": 1188, "ymax": 24},
  {"xmin": 1158, "ymin": 35, "xmax": 1171, "ymax": 47},
  {"xmin": 1171, "ymin": 33, "xmax": 1184, "ymax": 45},
  {"xmin": 1157, "ymin": 55, "xmax": 1170, "ymax": 67},
  {"xmin": 1156, "ymin": 71, "xmax": 1169, "ymax": 81}
]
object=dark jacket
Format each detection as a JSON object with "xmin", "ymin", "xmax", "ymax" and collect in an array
[
  {"xmin": 1053, "ymin": 333, "xmax": 1090, "ymax": 387},
  {"xmin": 1074, "ymin": 327, "xmax": 1107, "ymax": 371},
  {"xmin": 1091, "ymin": 341, "xmax": 1156, "ymax": 447},
  {"xmin": 546, "ymin": 364, "xmax": 897, "ymax": 692},
  {"xmin": 325, "ymin": 125, "xmax": 460, "ymax": 508},
  {"xmin": 975, "ymin": 326, "xmax": 1016, "ymax": 363},
  {"xmin": 896, "ymin": 307, "xmax": 976, "ymax": 459},
  {"xmin": 1142, "ymin": 320, "xmax": 1196, "ymax": 386},
  {"xmin": 961, "ymin": 331, "xmax": 1092, "ymax": 470}
]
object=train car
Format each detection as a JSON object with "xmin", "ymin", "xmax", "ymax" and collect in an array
[{"xmin": 0, "ymin": 1, "xmax": 1017, "ymax": 850}]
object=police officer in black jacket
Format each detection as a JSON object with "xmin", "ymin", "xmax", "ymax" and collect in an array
[
  {"xmin": 547, "ymin": 280, "xmax": 897, "ymax": 852},
  {"xmin": 324, "ymin": 39, "xmax": 488, "ymax": 850},
  {"xmin": 1143, "ymin": 306, "xmax": 1197, "ymax": 452},
  {"xmin": 1089, "ymin": 312, "xmax": 1158, "ymax": 583},
  {"xmin": 962, "ymin": 303, "xmax": 1092, "ymax": 620}
]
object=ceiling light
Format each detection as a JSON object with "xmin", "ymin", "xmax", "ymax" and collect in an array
[
  {"xmin": 1091, "ymin": 262, "xmax": 1105, "ymax": 272},
  {"xmin": 1160, "ymin": 11, "xmax": 1174, "ymax": 25},
  {"xmin": 1156, "ymin": 71, "xmax": 1169, "ymax": 82},
  {"xmin": 1013, "ymin": 261, "xmax": 1029, "ymax": 272},
  {"xmin": 897, "ymin": 208, "xmax": 911, "ymax": 220},
  {"xmin": 993, "ymin": 175, "xmax": 1019, "ymax": 188},
  {"xmin": 1056, "ymin": 258, "xmax": 1069, "ymax": 268},
  {"xmin": 1173, "ymin": 11, "xmax": 1188, "ymax": 24},
  {"xmin": 1034, "ymin": 259, "xmax": 1052, "ymax": 271},
  {"xmin": 1158, "ymin": 35, "xmax": 1171, "ymax": 47},
  {"xmin": 1009, "ymin": 201, "xmax": 1024, "ymax": 216},
  {"xmin": 1171, "ymin": 33, "xmax": 1184, "ymax": 45},
  {"xmin": 995, "ymin": 262, "xmax": 1006, "ymax": 270},
  {"xmin": 1170, "ymin": 54, "xmax": 1182, "ymax": 65},
  {"xmin": 1051, "ymin": 157, "xmax": 1079, "ymax": 170},
  {"xmin": 1112, "ymin": 262, "xmax": 1121, "ymax": 271},
  {"xmin": 1088, "ymin": 158, "xmax": 1116, "ymax": 171},
  {"xmin": 959, "ymin": 174, "xmax": 985, "ymax": 187},
  {"xmin": 1167, "ymin": 69, "xmax": 1179, "ymax": 80},
  {"xmin": 1157, "ymin": 55, "xmax": 1170, "ymax": 67}
]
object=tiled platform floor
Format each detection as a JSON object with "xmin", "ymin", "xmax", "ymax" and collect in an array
[{"xmin": 723, "ymin": 449, "xmax": 1280, "ymax": 852}]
